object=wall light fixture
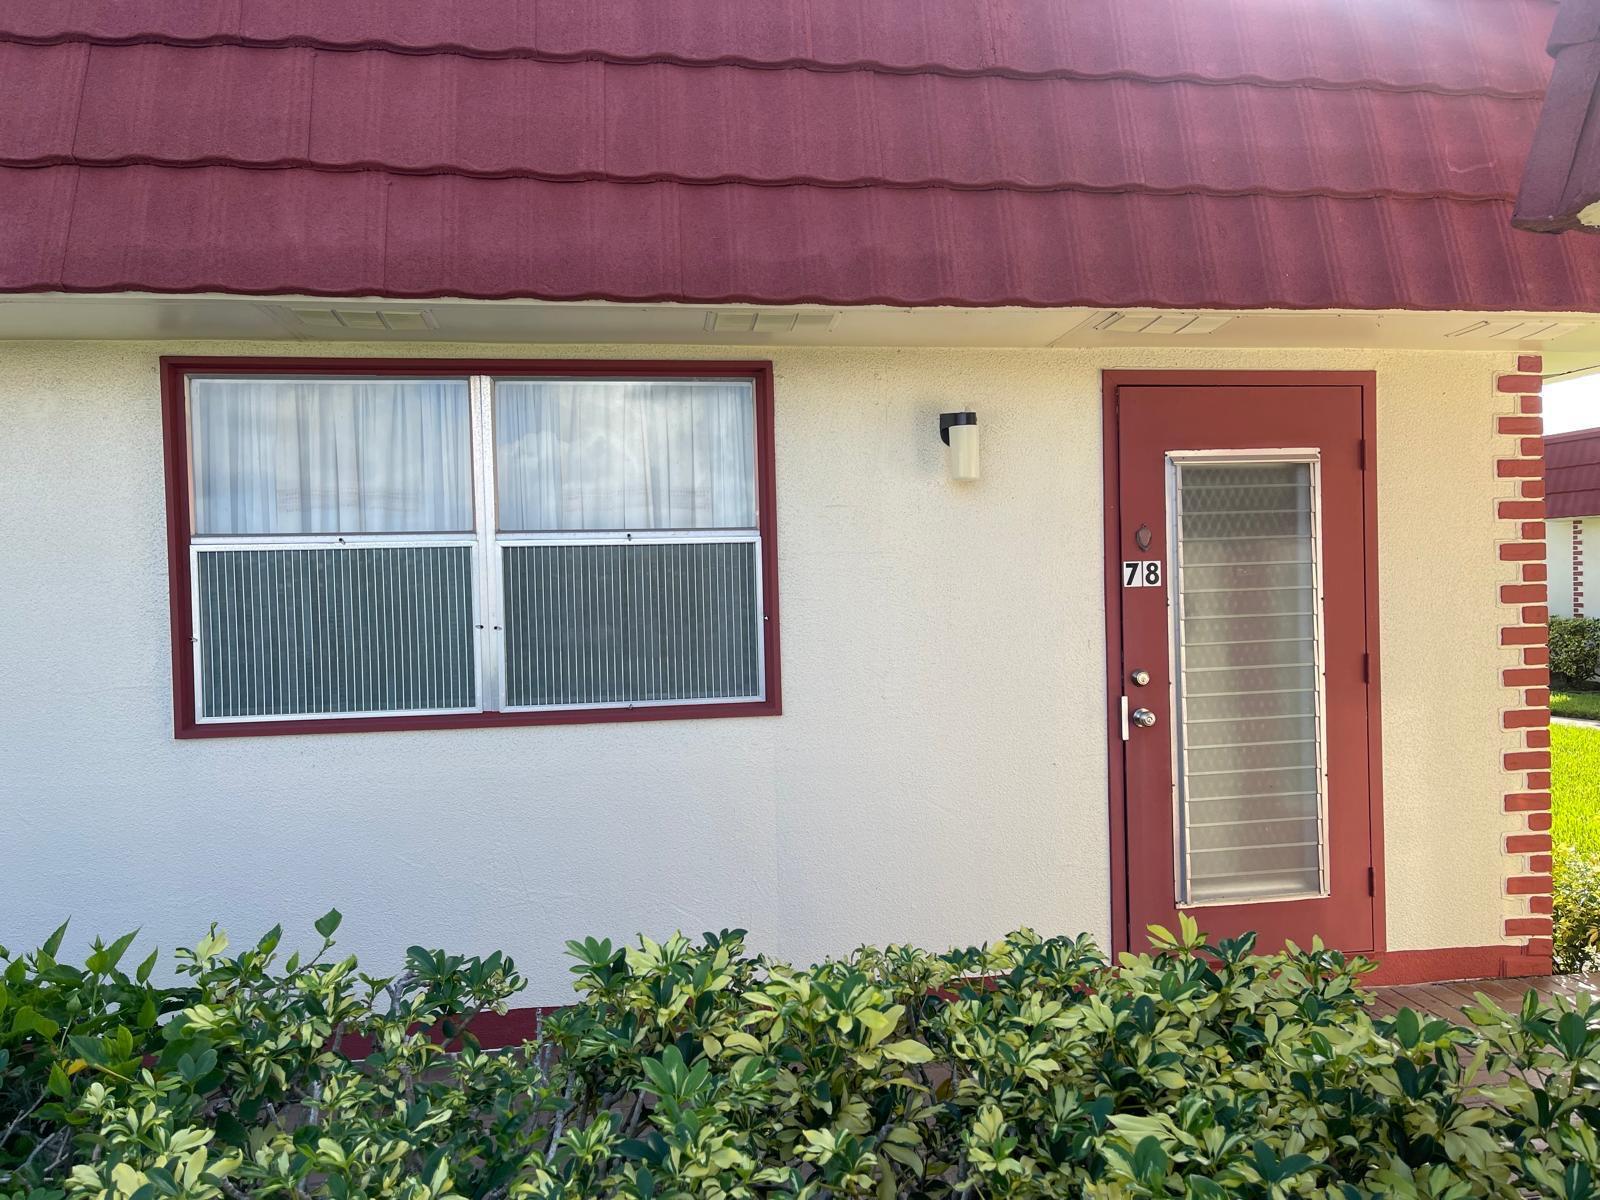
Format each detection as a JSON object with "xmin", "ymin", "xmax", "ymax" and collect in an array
[{"xmin": 939, "ymin": 411, "xmax": 979, "ymax": 481}]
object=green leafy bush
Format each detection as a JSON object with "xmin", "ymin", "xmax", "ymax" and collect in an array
[
  {"xmin": 1550, "ymin": 616, "xmax": 1600, "ymax": 685},
  {"xmin": 0, "ymin": 923, "xmax": 189, "ymax": 1183},
  {"xmin": 2, "ymin": 913, "xmax": 1599, "ymax": 1199},
  {"xmin": 1555, "ymin": 848, "xmax": 1600, "ymax": 974}
]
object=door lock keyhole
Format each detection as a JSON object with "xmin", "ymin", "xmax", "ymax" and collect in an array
[{"xmin": 1130, "ymin": 669, "xmax": 1151, "ymax": 687}]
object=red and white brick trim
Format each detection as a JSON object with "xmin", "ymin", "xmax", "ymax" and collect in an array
[
  {"xmin": 1496, "ymin": 355, "xmax": 1553, "ymax": 967},
  {"xmin": 1575, "ymin": 519, "xmax": 1586, "ymax": 619}
]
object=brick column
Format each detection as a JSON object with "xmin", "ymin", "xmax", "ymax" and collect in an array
[{"xmin": 1497, "ymin": 355, "xmax": 1553, "ymax": 965}]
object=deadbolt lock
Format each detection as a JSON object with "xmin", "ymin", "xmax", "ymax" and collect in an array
[{"xmin": 1130, "ymin": 669, "xmax": 1151, "ymax": 687}]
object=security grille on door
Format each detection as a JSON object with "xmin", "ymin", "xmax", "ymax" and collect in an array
[{"xmin": 1168, "ymin": 455, "xmax": 1329, "ymax": 905}]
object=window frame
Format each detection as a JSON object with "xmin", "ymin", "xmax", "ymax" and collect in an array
[{"xmin": 161, "ymin": 357, "xmax": 782, "ymax": 738}]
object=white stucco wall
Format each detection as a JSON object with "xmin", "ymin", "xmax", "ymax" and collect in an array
[
  {"xmin": 1549, "ymin": 517, "xmax": 1576, "ymax": 620},
  {"xmin": 0, "ymin": 339, "xmax": 1518, "ymax": 999}
]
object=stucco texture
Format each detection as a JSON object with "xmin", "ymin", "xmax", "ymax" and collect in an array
[{"xmin": 0, "ymin": 340, "xmax": 1515, "ymax": 999}]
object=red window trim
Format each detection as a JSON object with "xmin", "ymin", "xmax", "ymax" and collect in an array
[{"xmin": 160, "ymin": 356, "xmax": 782, "ymax": 739}]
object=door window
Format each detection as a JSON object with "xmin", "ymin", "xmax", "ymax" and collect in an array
[{"xmin": 1170, "ymin": 455, "xmax": 1328, "ymax": 906}]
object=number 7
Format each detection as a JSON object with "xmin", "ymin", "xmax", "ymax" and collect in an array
[{"xmin": 1124, "ymin": 561, "xmax": 1140, "ymax": 587}]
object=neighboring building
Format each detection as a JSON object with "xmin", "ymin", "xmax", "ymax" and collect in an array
[
  {"xmin": 1, "ymin": 0, "xmax": 1593, "ymax": 1000},
  {"xmin": 1548, "ymin": 426, "xmax": 1600, "ymax": 617}
]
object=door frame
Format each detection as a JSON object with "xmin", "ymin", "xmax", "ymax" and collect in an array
[{"xmin": 1100, "ymin": 370, "xmax": 1386, "ymax": 957}]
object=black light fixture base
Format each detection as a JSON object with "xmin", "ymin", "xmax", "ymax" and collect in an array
[{"xmin": 939, "ymin": 411, "xmax": 977, "ymax": 445}]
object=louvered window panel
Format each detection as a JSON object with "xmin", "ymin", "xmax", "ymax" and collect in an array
[
  {"xmin": 194, "ymin": 546, "xmax": 477, "ymax": 719},
  {"xmin": 501, "ymin": 540, "xmax": 761, "ymax": 708},
  {"xmin": 1171, "ymin": 460, "xmax": 1327, "ymax": 905}
]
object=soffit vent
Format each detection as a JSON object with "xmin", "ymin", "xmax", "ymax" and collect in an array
[
  {"xmin": 1446, "ymin": 319, "xmax": 1583, "ymax": 342},
  {"xmin": 1094, "ymin": 311, "xmax": 1234, "ymax": 335},
  {"xmin": 288, "ymin": 307, "xmax": 438, "ymax": 332},
  {"xmin": 704, "ymin": 310, "xmax": 839, "ymax": 334}
]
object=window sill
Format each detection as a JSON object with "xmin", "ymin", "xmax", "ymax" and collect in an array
[{"xmin": 174, "ymin": 698, "xmax": 782, "ymax": 739}]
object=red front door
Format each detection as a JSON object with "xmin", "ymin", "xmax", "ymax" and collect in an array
[{"xmin": 1109, "ymin": 375, "xmax": 1378, "ymax": 955}]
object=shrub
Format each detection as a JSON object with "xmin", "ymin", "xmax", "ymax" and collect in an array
[
  {"xmin": 1555, "ymin": 848, "xmax": 1600, "ymax": 974},
  {"xmin": 0, "ymin": 924, "xmax": 190, "ymax": 1183},
  {"xmin": 1549, "ymin": 615, "xmax": 1600, "ymax": 685},
  {"xmin": 0, "ymin": 914, "xmax": 1597, "ymax": 1199}
]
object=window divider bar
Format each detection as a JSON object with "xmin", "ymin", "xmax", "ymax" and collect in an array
[
  {"xmin": 189, "ymin": 543, "xmax": 206, "ymax": 725},
  {"xmin": 192, "ymin": 537, "xmax": 477, "ymax": 550},
  {"xmin": 471, "ymin": 374, "xmax": 502, "ymax": 714},
  {"xmin": 495, "ymin": 531, "xmax": 761, "ymax": 546}
]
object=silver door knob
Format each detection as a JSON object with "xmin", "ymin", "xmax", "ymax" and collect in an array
[{"xmin": 1130, "ymin": 707, "xmax": 1157, "ymax": 729}]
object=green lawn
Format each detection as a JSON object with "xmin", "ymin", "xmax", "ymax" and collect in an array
[
  {"xmin": 1552, "ymin": 689, "xmax": 1600, "ymax": 720},
  {"xmin": 1554, "ymin": 721, "xmax": 1600, "ymax": 858}
]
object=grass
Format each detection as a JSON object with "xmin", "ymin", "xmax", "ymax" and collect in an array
[
  {"xmin": 1554, "ymin": 721, "xmax": 1600, "ymax": 858},
  {"xmin": 1552, "ymin": 689, "xmax": 1600, "ymax": 721}
]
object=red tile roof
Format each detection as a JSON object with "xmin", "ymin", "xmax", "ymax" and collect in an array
[
  {"xmin": 1548, "ymin": 426, "xmax": 1600, "ymax": 516},
  {"xmin": 5, "ymin": 0, "xmax": 1600, "ymax": 310}
]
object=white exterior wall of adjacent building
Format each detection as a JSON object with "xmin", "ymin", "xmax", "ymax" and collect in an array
[
  {"xmin": 0, "ymin": 338, "xmax": 1523, "ymax": 1000},
  {"xmin": 1548, "ymin": 517, "xmax": 1578, "ymax": 620}
]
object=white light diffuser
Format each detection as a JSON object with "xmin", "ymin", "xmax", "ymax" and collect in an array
[{"xmin": 941, "ymin": 412, "xmax": 979, "ymax": 481}]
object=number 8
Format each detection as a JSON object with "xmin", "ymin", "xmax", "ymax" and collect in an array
[{"xmin": 1144, "ymin": 561, "xmax": 1161, "ymax": 586}]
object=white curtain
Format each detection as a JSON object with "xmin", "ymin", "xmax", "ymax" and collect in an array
[
  {"xmin": 189, "ymin": 377, "xmax": 473, "ymax": 535},
  {"xmin": 494, "ymin": 380, "xmax": 757, "ymax": 531}
]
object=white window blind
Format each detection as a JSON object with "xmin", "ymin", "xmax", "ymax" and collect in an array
[{"xmin": 184, "ymin": 372, "xmax": 767, "ymax": 724}]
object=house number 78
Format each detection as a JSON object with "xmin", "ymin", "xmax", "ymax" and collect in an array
[{"xmin": 1122, "ymin": 560, "xmax": 1162, "ymax": 588}]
